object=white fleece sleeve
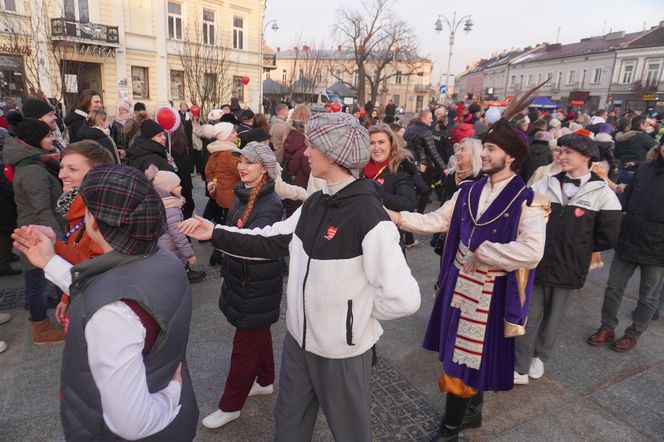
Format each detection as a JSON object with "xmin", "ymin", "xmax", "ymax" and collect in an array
[
  {"xmin": 398, "ymin": 190, "xmax": 459, "ymax": 235},
  {"xmin": 362, "ymin": 220, "xmax": 421, "ymax": 320}
]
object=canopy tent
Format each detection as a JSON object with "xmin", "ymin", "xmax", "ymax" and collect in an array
[{"xmin": 530, "ymin": 96, "xmax": 558, "ymax": 109}]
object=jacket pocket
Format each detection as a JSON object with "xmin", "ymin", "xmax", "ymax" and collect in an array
[{"xmin": 346, "ymin": 300, "xmax": 355, "ymax": 346}]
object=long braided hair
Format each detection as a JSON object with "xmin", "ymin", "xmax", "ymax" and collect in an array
[{"xmin": 240, "ymin": 172, "xmax": 270, "ymax": 226}]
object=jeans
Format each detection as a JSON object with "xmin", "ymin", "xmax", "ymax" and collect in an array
[
  {"xmin": 617, "ymin": 166, "xmax": 636, "ymax": 185},
  {"xmin": 600, "ymin": 254, "xmax": 664, "ymax": 339},
  {"xmin": 24, "ymin": 268, "xmax": 49, "ymax": 322}
]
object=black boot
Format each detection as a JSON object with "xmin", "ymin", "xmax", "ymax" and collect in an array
[
  {"xmin": 431, "ymin": 394, "xmax": 472, "ymax": 442},
  {"xmin": 460, "ymin": 391, "xmax": 483, "ymax": 430},
  {"xmin": 186, "ymin": 264, "xmax": 206, "ymax": 284}
]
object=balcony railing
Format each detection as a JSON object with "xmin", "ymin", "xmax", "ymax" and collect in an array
[
  {"xmin": 51, "ymin": 18, "xmax": 119, "ymax": 45},
  {"xmin": 263, "ymin": 53, "xmax": 277, "ymax": 68},
  {"xmin": 414, "ymin": 84, "xmax": 429, "ymax": 92}
]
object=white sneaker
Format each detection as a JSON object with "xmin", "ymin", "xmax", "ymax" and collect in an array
[
  {"xmin": 0, "ymin": 340, "xmax": 7, "ymax": 353},
  {"xmin": 514, "ymin": 371, "xmax": 529, "ymax": 385},
  {"xmin": 248, "ymin": 382, "xmax": 274, "ymax": 397},
  {"xmin": 528, "ymin": 357, "xmax": 544, "ymax": 379},
  {"xmin": 201, "ymin": 409, "xmax": 241, "ymax": 429}
]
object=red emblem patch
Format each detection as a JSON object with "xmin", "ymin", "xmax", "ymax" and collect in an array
[
  {"xmin": 376, "ymin": 178, "xmax": 385, "ymax": 185},
  {"xmin": 574, "ymin": 208, "xmax": 586, "ymax": 218},
  {"xmin": 324, "ymin": 226, "xmax": 338, "ymax": 240},
  {"xmin": 236, "ymin": 218, "xmax": 244, "ymax": 228}
]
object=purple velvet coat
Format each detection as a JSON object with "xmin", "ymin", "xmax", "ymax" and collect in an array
[{"xmin": 423, "ymin": 176, "xmax": 536, "ymax": 391}]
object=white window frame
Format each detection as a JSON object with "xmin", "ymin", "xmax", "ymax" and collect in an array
[
  {"xmin": 203, "ymin": 8, "xmax": 215, "ymax": 45},
  {"xmin": 567, "ymin": 70, "xmax": 576, "ymax": 85},
  {"xmin": 281, "ymin": 69, "xmax": 287, "ymax": 83},
  {"xmin": 394, "ymin": 71, "xmax": 402, "ymax": 85},
  {"xmin": 232, "ymin": 16, "xmax": 244, "ymax": 50},
  {"xmin": 592, "ymin": 67, "xmax": 602, "ymax": 84},
  {"xmin": 131, "ymin": 66, "xmax": 149, "ymax": 99},
  {"xmin": 64, "ymin": 0, "xmax": 90, "ymax": 23},
  {"xmin": 556, "ymin": 71, "xmax": 562, "ymax": 89},
  {"xmin": 644, "ymin": 59, "xmax": 662, "ymax": 87},
  {"xmin": 527, "ymin": 73, "xmax": 534, "ymax": 86},
  {"xmin": 621, "ymin": 60, "xmax": 636, "ymax": 84},
  {"xmin": 167, "ymin": 2, "xmax": 183, "ymax": 40},
  {"xmin": 170, "ymin": 70, "xmax": 184, "ymax": 100},
  {"xmin": 2, "ymin": 0, "xmax": 17, "ymax": 12}
]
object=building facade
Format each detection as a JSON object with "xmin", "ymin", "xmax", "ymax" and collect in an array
[
  {"xmin": 0, "ymin": 0, "xmax": 265, "ymax": 115},
  {"xmin": 272, "ymin": 47, "xmax": 433, "ymax": 113}
]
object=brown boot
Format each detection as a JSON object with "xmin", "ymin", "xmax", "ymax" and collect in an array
[{"xmin": 31, "ymin": 319, "xmax": 65, "ymax": 346}]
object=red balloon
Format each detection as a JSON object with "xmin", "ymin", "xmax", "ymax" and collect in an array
[
  {"xmin": 190, "ymin": 105, "xmax": 201, "ymax": 118},
  {"xmin": 241, "ymin": 76, "xmax": 250, "ymax": 86},
  {"xmin": 156, "ymin": 107, "xmax": 177, "ymax": 132},
  {"xmin": 330, "ymin": 102, "xmax": 342, "ymax": 113}
]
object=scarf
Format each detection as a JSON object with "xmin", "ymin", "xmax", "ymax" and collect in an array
[
  {"xmin": 454, "ymin": 168, "xmax": 473, "ymax": 185},
  {"xmin": 451, "ymin": 243, "xmax": 506, "ymax": 370},
  {"xmin": 94, "ymin": 126, "xmax": 111, "ymax": 137},
  {"xmin": 362, "ymin": 160, "xmax": 389, "ymax": 180},
  {"xmin": 20, "ymin": 152, "xmax": 61, "ymax": 180},
  {"xmin": 114, "ymin": 114, "xmax": 131, "ymax": 126},
  {"xmin": 56, "ymin": 187, "xmax": 80, "ymax": 217},
  {"xmin": 161, "ymin": 195, "xmax": 185, "ymax": 209}
]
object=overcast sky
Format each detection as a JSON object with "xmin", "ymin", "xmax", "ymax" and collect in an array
[{"xmin": 264, "ymin": 0, "xmax": 663, "ymax": 85}]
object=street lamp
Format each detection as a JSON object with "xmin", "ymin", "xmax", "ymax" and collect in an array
[
  {"xmin": 259, "ymin": 18, "xmax": 279, "ymax": 110},
  {"xmin": 434, "ymin": 11, "xmax": 473, "ymax": 104}
]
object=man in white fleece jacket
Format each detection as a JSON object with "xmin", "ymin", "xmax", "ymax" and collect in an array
[{"xmin": 180, "ymin": 112, "xmax": 421, "ymax": 441}]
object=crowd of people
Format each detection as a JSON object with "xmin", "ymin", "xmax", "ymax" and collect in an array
[{"xmin": 1, "ymin": 84, "xmax": 663, "ymax": 441}]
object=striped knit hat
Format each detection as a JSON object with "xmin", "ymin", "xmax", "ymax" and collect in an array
[
  {"xmin": 80, "ymin": 165, "xmax": 166, "ymax": 255},
  {"xmin": 307, "ymin": 112, "xmax": 370, "ymax": 178}
]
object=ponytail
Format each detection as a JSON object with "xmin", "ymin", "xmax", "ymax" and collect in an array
[{"xmin": 241, "ymin": 173, "xmax": 270, "ymax": 226}]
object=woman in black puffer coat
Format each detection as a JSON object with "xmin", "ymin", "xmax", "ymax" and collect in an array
[
  {"xmin": 202, "ymin": 141, "xmax": 284, "ymax": 430},
  {"xmin": 364, "ymin": 125, "xmax": 417, "ymax": 248}
]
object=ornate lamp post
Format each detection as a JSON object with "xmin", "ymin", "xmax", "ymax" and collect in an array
[
  {"xmin": 434, "ymin": 12, "xmax": 473, "ymax": 104},
  {"xmin": 259, "ymin": 19, "xmax": 279, "ymax": 110}
]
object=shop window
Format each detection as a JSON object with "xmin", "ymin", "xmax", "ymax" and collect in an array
[
  {"xmin": 170, "ymin": 70, "xmax": 184, "ymax": 100},
  {"xmin": 131, "ymin": 66, "xmax": 149, "ymax": 99},
  {"xmin": 204, "ymin": 73, "xmax": 216, "ymax": 100},
  {"xmin": 232, "ymin": 75, "xmax": 244, "ymax": 101}
]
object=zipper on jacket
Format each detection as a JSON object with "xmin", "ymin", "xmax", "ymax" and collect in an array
[
  {"xmin": 346, "ymin": 300, "xmax": 355, "ymax": 346},
  {"xmin": 300, "ymin": 203, "xmax": 329, "ymax": 350}
]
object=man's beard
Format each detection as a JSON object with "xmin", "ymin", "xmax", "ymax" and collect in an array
[{"xmin": 482, "ymin": 157, "xmax": 508, "ymax": 176}]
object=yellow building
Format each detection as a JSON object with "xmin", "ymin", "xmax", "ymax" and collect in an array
[
  {"xmin": 0, "ymin": 0, "xmax": 265, "ymax": 115},
  {"xmin": 271, "ymin": 46, "xmax": 433, "ymax": 113}
]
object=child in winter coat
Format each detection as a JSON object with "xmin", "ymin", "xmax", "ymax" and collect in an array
[{"xmin": 145, "ymin": 164, "xmax": 205, "ymax": 283}]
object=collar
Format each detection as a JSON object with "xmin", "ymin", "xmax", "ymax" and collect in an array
[
  {"xmin": 323, "ymin": 176, "xmax": 356, "ymax": 195},
  {"xmin": 565, "ymin": 171, "xmax": 591, "ymax": 187},
  {"xmin": 69, "ymin": 250, "xmax": 150, "ymax": 299},
  {"xmin": 486, "ymin": 174, "xmax": 516, "ymax": 192}
]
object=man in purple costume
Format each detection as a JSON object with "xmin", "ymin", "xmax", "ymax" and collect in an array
[{"xmin": 389, "ymin": 117, "xmax": 548, "ymax": 441}]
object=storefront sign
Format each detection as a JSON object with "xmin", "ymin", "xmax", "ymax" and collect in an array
[
  {"xmin": 570, "ymin": 100, "xmax": 585, "ymax": 105},
  {"xmin": 642, "ymin": 94, "xmax": 659, "ymax": 101},
  {"xmin": 75, "ymin": 44, "xmax": 116, "ymax": 58},
  {"xmin": 0, "ymin": 44, "xmax": 31, "ymax": 55},
  {"xmin": 0, "ymin": 55, "xmax": 22, "ymax": 69}
]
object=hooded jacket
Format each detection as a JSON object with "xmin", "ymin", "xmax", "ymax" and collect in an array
[
  {"xmin": 615, "ymin": 130, "xmax": 658, "ymax": 165},
  {"xmin": 126, "ymin": 136, "xmax": 173, "ymax": 172},
  {"xmin": 404, "ymin": 120, "xmax": 447, "ymax": 172},
  {"xmin": 77, "ymin": 125, "xmax": 120, "ymax": 164},
  {"xmin": 205, "ymin": 140, "xmax": 241, "ymax": 208},
  {"xmin": 63, "ymin": 108, "xmax": 87, "ymax": 143},
  {"xmin": 520, "ymin": 140, "xmax": 553, "ymax": 183},
  {"xmin": 615, "ymin": 157, "xmax": 664, "ymax": 265},
  {"xmin": 282, "ymin": 129, "xmax": 311, "ymax": 189},
  {"xmin": 2, "ymin": 137, "xmax": 62, "ymax": 236},
  {"xmin": 211, "ymin": 179, "xmax": 421, "ymax": 358},
  {"xmin": 220, "ymin": 181, "xmax": 284, "ymax": 329}
]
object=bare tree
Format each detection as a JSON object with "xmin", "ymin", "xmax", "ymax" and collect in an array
[
  {"xmin": 331, "ymin": 0, "xmax": 424, "ymax": 105},
  {"xmin": 177, "ymin": 20, "xmax": 234, "ymax": 113},
  {"xmin": 281, "ymin": 41, "xmax": 328, "ymax": 102}
]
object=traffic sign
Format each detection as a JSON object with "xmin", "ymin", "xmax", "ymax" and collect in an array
[{"xmin": 439, "ymin": 84, "xmax": 447, "ymax": 94}]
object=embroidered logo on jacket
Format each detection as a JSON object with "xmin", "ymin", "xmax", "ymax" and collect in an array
[
  {"xmin": 324, "ymin": 226, "xmax": 338, "ymax": 240},
  {"xmin": 376, "ymin": 178, "xmax": 385, "ymax": 185},
  {"xmin": 574, "ymin": 208, "xmax": 586, "ymax": 218},
  {"xmin": 236, "ymin": 218, "xmax": 244, "ymax": 228}
]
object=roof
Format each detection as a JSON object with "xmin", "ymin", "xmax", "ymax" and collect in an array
[
  {"xmin": 263, "ymin": 78, "xmax": 284, "ymax": 95},
  {"xmin": 327, "ymin": 81, "xmax": 357, "ymax": 98},
  {"xmin": 623, "ymin": 25, "xmax": 664, "ymax": 49},
  {"xmin": 289, "ymin": 78, "xmax": 318, "ymax": 93},
  {"xmin": 513, "ymin": 31, "xmax": 644, "ymax": 64}
]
